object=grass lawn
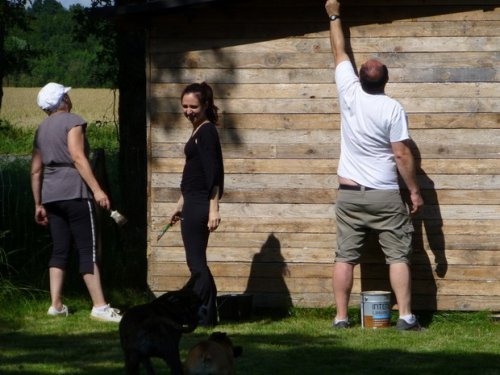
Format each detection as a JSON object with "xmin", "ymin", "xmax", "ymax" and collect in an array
[{"xmin": 0, "ymin": 294, "xmax": 499, "ymax": 375}]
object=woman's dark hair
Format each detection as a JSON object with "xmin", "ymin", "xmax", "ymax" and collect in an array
[{"xmin": 181, "ymin": 82, "xmax": 219, "ymax": 123}]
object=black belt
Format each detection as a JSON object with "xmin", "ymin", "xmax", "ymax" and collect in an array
[
  {"xmin": 339, "ymin": 184, "xmax": 376, "ymax": 191},
  {"xmin": 45, "ymin": 163, "xmax": 75, "ymax": 168}
]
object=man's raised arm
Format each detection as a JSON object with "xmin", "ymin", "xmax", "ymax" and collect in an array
[{"xmin": 325, "ymin": 0, "xmax": 349, "ymax": 67}]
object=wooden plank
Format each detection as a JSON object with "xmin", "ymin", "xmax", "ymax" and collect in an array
[
  {"xmin": 150, "ymin": 82, "xmax": 499, "ymax": 99},
  {"xmin": 150, "ymin": 67, "xmax": 500, "ymax": 84},
  {"xmin": 136, "ymin": 140, "xmax": 500, "ymax": 159},
  {"xmin": 150, "ymin": 128, "xmax": 500, "ymax": 146},
  {"xmin": 150, "ymin": 113, "xmax": 500, "ymax": 130},
  {"xmin": 153, "ymin": 232, "xmax": 500, "ymax": 252},
  {"xmin": 152, "ymin": 143, "xmax": 343, "ymax": 159},
  {"xmin": 152, "ymin": 173, "xmax": 337, "ymax": 189},
  {"xmin": 150, "ymin": 158, "xmax": 500, "ymax": 175},
  {"xmin": 151, "ymin": 187, "xmax": 500, "ymax": 206},
  {"xmin": 149, "ymin": 5, "xmax": 500, "ymax": 25},
  {"xmin": 151, "ymin": 21, "xmax": 500, "ymax": 39},
  {"xmin": 152, "ymin": 172, "xmax": 500, "ymax": 191},
  {"xmin": 151, "ymin": 202, "xmax": 500, "ymax": 220},
  {"xmin": 150, "ymin": 217, "xmax": 500, "ymax": 235},
  {"xmin": 152, "ymin": 158, "xmax": 336, "ymax": 174},
  {"xmin": 152, "ymin": 188, "xmax": 334, "ymax": 204},
  {"xmin": 151, "ymin": 172, "xmax": 500, "ymax": 190},
  {"xmin": 148, "ymin": 276, "xmax": 500, "ymax": 296},
  {"xmin": 151, "ymin": 51, "xmax": 500, "ymax": 70},
  {"xmin": 149, "ymin": 262, "xmax": 499, "ymax": 282},
  {"xmin": 152, "ymin": 137, "xmax": 500, "ymax": 159},
  {"xmin": 148, "ymin": 246, "xmax": 500, "ymax": 265},
  {"xmin": 149, "ymin": 37, "xmax": 500, "ymax": 54},
  {"xmin": 151, "ymin": 216, "xmax": 336, "ymax": 234},
  {"xmin": 151, "ymin": 97, "xmax": 500, "ymax": 114}
]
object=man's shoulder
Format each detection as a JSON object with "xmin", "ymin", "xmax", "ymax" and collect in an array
[
  {"xmin": 381, "ymin": 94, "xmax": 405, "ymax": 110},
  {"xmin": 335, "ymin": 59, "xmax": 355, "ymax": 75},
  {"xmin": 335, "ymin": 61, "xmax": 358, "ymax": 89}
]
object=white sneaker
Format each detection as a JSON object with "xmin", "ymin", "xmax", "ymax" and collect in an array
[
  {"xmin": 47, "ymin": 304, "xmax": 69, "ymax": 317},
  {"xmin": 90, "ymin": 304, "xmax": 122, "ymax": 323}
]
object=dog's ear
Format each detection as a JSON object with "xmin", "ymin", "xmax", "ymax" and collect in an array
[
  {"xmin": 165, "ymin": 292, "xmax": 182, "ymax": 305},
  {"xmin": 208, "ymin": 331, "xmax": 227, "ymax": 340},
  {"xmin": 182, "ymin": 272, "xmax": 201, "ymax": 291}
]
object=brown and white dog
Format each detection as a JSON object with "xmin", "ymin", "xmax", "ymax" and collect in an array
[{"xmin": 184, "ymin": 332, "xmax": 243, "ymax": 375}]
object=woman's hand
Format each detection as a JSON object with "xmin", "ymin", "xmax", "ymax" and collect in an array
[
  {"xmin": 94, "ymin": 189, "xmax": 110, "ymax": 210},
  {"xmin": 170, "ymin": 209, "xmax": 183, "ymax": 225},
  {"xmin": 35, "ymin": 205, "xmax": 48, "ymax": 226},
  {"xmin": 170, "ymin": 196, "xmax": 184, "ymax": 225},
  {"xmin": 208, "ymin": 208, "xmax": 221, "ymax": 232}
]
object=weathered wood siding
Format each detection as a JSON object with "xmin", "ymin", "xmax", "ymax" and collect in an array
[{"xmin": 147, "ymin": 0, "xmax": 500, "ymax": 311}]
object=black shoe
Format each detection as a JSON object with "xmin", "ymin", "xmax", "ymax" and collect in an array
[
  {"xmin": 396, "ymin": 318, "xmax": 425, "ymax": 331},
  {"xmin": 332, "ymin": 320, "xmax": 350, "ymax": 329}
]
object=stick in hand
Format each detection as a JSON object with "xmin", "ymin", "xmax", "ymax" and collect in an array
[{"xmin": 157, "ymin": 222, "xmax": 172, "ymax": 242}]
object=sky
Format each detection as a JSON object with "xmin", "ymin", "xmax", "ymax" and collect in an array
[{"xmin": 59, "ymin": 0, "xmax": 93, "ymax": 8}]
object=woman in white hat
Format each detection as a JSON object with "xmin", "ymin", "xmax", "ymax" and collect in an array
[{"xmin": 31, "ymin": 82, "xmax": 122, "ymax": 322}]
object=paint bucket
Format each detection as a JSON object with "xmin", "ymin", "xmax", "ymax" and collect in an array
[
  {"xmin": 217, "ymin": 294, "xmax": 253, "ymax": 321},
  {"xmin": 361, "ymin": 291, "xmax": 392, "ymax": 328}
]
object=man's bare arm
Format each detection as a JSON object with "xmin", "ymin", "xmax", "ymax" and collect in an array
[
  {"xmin": 392, "ymin": 140, "xmax": 424, "ymax": 214},
  {"xmin": 325, "ymin": 0, "xmax": 349, "ymax": 66}
]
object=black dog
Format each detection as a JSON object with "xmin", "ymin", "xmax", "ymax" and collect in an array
[{"xmin": 119, "ymin": 274, "xmax": 202, "ymax": 375}]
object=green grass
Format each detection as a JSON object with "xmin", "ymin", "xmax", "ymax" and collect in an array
[
  {"xmin": 0, "ymin": 293, "xmax": 499, "ymax": 375},
  {"xmin": 0, "ymin": 118, "xmax": 119, "ymax": 155}
]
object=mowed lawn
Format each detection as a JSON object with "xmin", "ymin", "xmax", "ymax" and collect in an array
[
  {"xmin": 0, "ymin": 297, "xmax": 499, "ymax": 375},
  {"xmin": 1, "ymin": 87, "xmax": 119, "ymax": 128}
]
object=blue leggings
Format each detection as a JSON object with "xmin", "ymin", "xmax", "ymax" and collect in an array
[
  {"xmin": 45, "ymin": 199, "xmax": 97, "ymax": 274},
  {"xmin": 181, "ymin": 192, "xmax": 218, "ymax": 326}
]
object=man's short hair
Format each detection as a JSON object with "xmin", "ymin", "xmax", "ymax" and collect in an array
[{"xmin": 359, "ymin": 61, "xmax": 388, "ymax": 93}]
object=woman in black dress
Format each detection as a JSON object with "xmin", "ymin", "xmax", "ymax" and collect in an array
[{"xmin": 169, "ymin": 82, "xmax": 224, "ymax": 327}]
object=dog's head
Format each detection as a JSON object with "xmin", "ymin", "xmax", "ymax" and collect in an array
[
  {"xmin": 153, "ymin": 273, "xmax": 202, "ymax": 332},
  {"xmin": 184, "ymin": 332, "xmax": 242, "ymax": 375},
  {"xmin": 208, "ymin": 332, "xmax": 243, "ymax": 358}
]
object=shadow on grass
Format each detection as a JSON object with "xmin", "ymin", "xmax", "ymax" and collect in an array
[{"xmin": 1, "ymin": 324, "xmax": 499, "ymax": 375}]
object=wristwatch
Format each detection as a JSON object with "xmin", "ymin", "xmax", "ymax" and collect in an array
[{"xmin": 329, "ymin": 14, "xmax": 340, "ymax": 21}]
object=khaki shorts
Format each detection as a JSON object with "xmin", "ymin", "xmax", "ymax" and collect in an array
[{"xmin": 335, "ymin": 189, "xmax": 414, "ymax": 264}]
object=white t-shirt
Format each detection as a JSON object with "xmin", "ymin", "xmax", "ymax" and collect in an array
[{"xmin": 335, "ymin": 60, "xmax": 410, "ymax": 189}]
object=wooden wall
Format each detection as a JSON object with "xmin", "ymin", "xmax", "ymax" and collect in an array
[{"xmin": 146, "ymin": 0, "xmax": 500, "ymax": 311}]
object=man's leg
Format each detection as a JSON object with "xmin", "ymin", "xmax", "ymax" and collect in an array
[
  {"xmin": 333, "ymin": 262, "xmax": 355, "ymax": 321},
  {"xmin": 389, "ymin": 262, "xmax": 412, "ymax": 317}
]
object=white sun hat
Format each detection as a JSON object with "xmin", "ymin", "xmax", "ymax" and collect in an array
[{"xmin": 37, "ymin": 82, "xmax": 71, "ymax": 111}]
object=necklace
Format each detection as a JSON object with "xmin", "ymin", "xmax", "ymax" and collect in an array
[{"xmin": 191, "ymin": 121, "xmax": 210, "ymax": 138}]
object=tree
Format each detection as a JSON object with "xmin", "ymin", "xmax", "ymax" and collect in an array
[
  {"xmin": 3, "ymin": 0, "xmax": 118, "ymax": 88},
  {"xmin": 0, "ymin": 0, "xmax": 29, "ymax": 110},
  {"xmin": 71, "ymin": 0, "xmax": 118, "ymax": 88}
]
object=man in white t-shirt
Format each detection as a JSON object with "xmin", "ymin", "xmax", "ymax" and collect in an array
[{"xmin": 325, "ymin": 0, "xmax": 424, "ymax": 330}]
